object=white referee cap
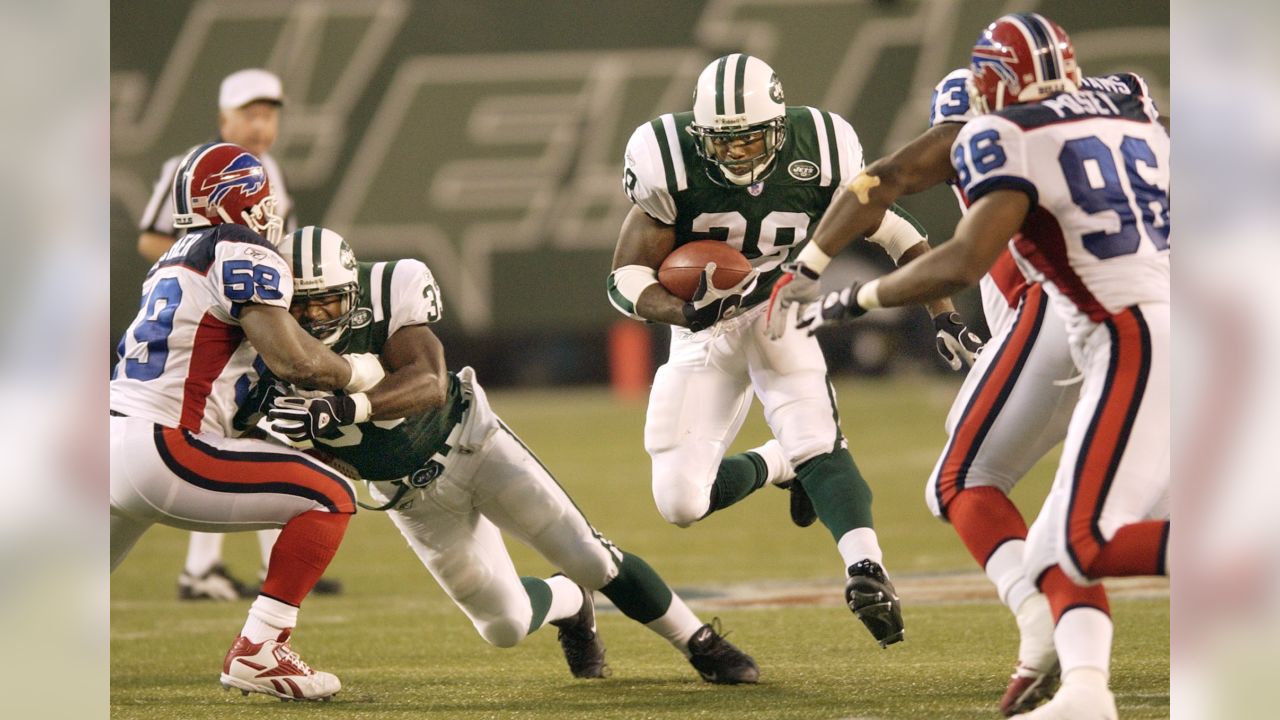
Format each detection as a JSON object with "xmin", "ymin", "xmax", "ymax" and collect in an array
[{"xmin": 218, "ymin": 69, "xmax": 284, "ymax": 111}]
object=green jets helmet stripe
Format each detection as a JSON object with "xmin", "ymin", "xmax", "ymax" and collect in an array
[
  {"xmin": 308, "ymin": 226, "xmax": 324, "ymax": 278},
  {"xmin": 714, "ymin": 55, "xmax": 729, "ymax": 115},
  {"xmin": 732, "ymin": 53, "xmax": 748, "ymax": 114}
]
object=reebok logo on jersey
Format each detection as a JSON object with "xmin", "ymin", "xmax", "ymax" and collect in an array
[{"xmin": 788, "ymin": 160, "xmax": 818, "ymax": 181}]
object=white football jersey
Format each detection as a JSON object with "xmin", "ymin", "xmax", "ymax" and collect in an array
[
  {"xmin": 950, "ymin": 84, "xmax": 1170, "ymax": 343},
  {"xmin": 929, "ymin": 69, "xmax": 1161, "ymax": 337},
  {"xmin": 111, "ymin": 224, "xmax": 293, "ymax": 436}
]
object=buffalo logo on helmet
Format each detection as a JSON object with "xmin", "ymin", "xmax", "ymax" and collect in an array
[
  {"xmin": 971, "ymin": 35, "xmax": 1021, "ymax": 90},
  {"xmin": 198, "ymin": 153, "xmax": 266, "ymax": 208}
]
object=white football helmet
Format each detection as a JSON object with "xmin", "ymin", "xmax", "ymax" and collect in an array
[
  {"xmin": 687, "ymin": 54, "xmax": 788, "ymax": 186},
  {"xmin": 278, "ymin": 226, "xmax": 360, "ymax": 349}
]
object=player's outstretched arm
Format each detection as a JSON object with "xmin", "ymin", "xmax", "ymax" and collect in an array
[
  {"xmin": 240, "ymin": 304, "xmax": 379, "ymax": 392},
  {"xmin": 809, "ymin": 123, "xmax": 962, "ymax": 261},
  {"xmin": 363, "ymin": 324, "xmax": 448, "ymax": 420}
]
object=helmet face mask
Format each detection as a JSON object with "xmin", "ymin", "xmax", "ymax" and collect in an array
[
  {"xmin": 687, "ymin": 54, "xmax": 788, "ymax": 186},
  {"xmin": 968, "ymin": 13, "xmax": 1082, "ymax": 114},
  {"xmin": 173, "ymin": 142, "xmax": 284, "ymax": 246},
  {"xmin": 278, "ymin": 226, "xmax": 360, "ymax": 351}
]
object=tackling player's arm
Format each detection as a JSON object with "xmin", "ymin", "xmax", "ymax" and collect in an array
[
  {"xmin": 363, "ymin": 324, "xmax": 449, "ymax": 420},
  {"xmin": 609, "ymin": 206, "xmax": 686, "ymax": 327},
  {"xmin": 802, "ymin": 189, "xmax": 1028, "ymax": 333},
  {"xmin": 808, "ymin": 123, "xmax": 962, "ymax": 261},
  {"xmin": 240, "ymin": 304, "xmax": 381, "ymax": 392}
]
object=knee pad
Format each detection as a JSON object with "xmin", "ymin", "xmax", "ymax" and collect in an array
[
  {"xmin": 476, "ymin": 617, "xmax": 528, "ymax": 648},
  {"xmin": 650, "ymin": 449, "xmax": 715, "ymax": 527}
]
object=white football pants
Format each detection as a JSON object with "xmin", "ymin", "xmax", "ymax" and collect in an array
[
  {"xmin": 1024, "ymin": 303, "xmax": 1171, "ymax": 585},
  {"xmin": 367, "ymin": 368, "xmax": 620, "ymax": 649},
  {"xmin": 645, "ymin": 303, "xmax": 841, "ymax": 527},
  {"xmin": 109, "ymin": 415, "xmax": 356, "ymax": 571}
]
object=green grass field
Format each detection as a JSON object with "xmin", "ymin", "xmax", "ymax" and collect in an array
[{"xmin": 110, "ymin": 375, "xmax": 1169, "ymax": 719}]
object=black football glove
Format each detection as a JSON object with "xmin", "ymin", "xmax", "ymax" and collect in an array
[
  {"xmin": 231, "ymin": 373, "xmax": 291, "ymax": 433},
  {"xmin": 796, "ymin": 281, "xmax": 869, "ymax": 335},
  {"xmin": 932, "ymin": 311, "xmax": 984, "ymax": 370},
  {"xmin": 681, "ymin": 262, "xmax": 759, "ymax": 332},
  {"xmin": 267, "ymin": 393, "xmax": 359, "ymax": 446}
]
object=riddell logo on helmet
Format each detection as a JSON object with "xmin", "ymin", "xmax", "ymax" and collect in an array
[{"xmin": 713, "ymin": 114, "xmax": 749, "ymax": 129}]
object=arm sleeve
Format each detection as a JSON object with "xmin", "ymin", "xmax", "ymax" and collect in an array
[
  {"xmin": 952, "ymin": 116, "xmax": 1037, "ymax": 208},
  {"xmin": 623, "ymin": 122, "xmax": 677, "ymax": 225},
  {"xmin": 137, "ymin": 155, "xmax": 182, "ymax": 235},
  {"xmin": 929, "ymin": 69, "xmax": 977, "ymax": 127},
  {"xmin": 209, "ymin": 226, "xmax": 294, "ymax": 320},
  {"xmin": 387, "ymin": 259, "xmax": 444, "ymax": 336},
  {"xmin": 827, "ymin": 110, "xmax": 865, "ymax": 188}
]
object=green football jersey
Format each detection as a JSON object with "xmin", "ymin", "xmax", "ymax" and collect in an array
[
  {"xmin": 313, "ymin": 259, "xmax": 459, "ymax": 481},
  {"xmin": 623, "ymin": 106, "xmax": 864, "ymax": 308}
]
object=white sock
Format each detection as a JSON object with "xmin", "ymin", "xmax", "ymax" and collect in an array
[
  {"xmin": 1013, "ymin": 593, "xmax": 1057, "ymax": 672},
  {"xmin": 543, "ymin": 575, "xmax": 585, "ymax": 625},
  {"xmin": 643, "ymin": 594, "xmax": 703, "ymax": 658},
  {"xmin": 184, "ymin": 532, "xmax": 225, "ymax": 576},
  {"xmin": 256, "ymin": 529, "xmax": 281, "ymax": 570},
  {"xmin": 985, "ymin": 540, "xmax": 1037, "ymax": 612},
  {"xmin": 242, "ymin": 595, "xmax": 298, "ymax": 643},
  {"xmin": 749, "ymin": 439, "xmax": 795, "ymax": 486},
  {"xmin": 1053, "ymin": 607, "xmax": 1113, "ymax": 679},
  {"xmin": 836, "ymin": 527, "xmax": 884, "ymax": 571}
]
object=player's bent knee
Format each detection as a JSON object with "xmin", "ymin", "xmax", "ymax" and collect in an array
[
  {"xmin": 654, "ymin": 497, "xmax": 704, "ymax": 528},
  {"xmin": 476, "ymin": 617, "xmax": 528, "ymax": 648}
]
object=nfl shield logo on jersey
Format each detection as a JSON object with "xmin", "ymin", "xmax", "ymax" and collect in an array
[{"xmin": 748, "ymin": 182, "xmax": 764, "ymax": 196}]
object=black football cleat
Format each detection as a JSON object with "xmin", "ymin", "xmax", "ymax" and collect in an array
[
  {"xmin": 845, "ymin": 559, "xmax": 904, "ymax": 648},
  {"xmin": 778, "ymin": 479, "xmax": 818, "ymax": 528},
  {"xmin": 550, "ymin": 583, "xmax": 609, "ymax": 679},
  {"xmin": 686, "ymin": 619, "xmax": 759, "ymax": 684},
  {"xmin": 177, "ymin": 564, "xmax": 252, "ymax": 601}
]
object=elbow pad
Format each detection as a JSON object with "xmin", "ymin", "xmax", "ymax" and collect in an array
[
  {"xmin": 867, "ymin": 206, "xmax": 927, "ymax": 263},
  {"xmin": 607, "ymin": 265, "xmax": 659, "ymax": 320}
]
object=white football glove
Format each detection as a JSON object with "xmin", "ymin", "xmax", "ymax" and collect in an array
[
  {"xmin": 681, "ymin": 262, "xmax": 759, "ymax": 331},
  {"xmin": 765, "ymin": 262, "xmax": 823, "ymax": 340}
]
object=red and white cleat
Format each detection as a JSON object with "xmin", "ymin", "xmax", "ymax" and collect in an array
[
  {"xmin": 999, "ymin": 661, "xmax": 1060, "ymax": 716},
  {"xmin": 219, "ymin": 629, "xmax": 341, "ymax": 701}
]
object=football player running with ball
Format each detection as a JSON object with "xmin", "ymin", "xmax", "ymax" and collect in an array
[
  {"xmin": 780, "ymin": 16, "xmax": 1170, "ymax": 720},
  {"xmin": 765, "ymin": 19, "xmax": 1167, "ymax": 716},
  {"xmin": 607, "ymin": 54, "xmax": 981, "ymax": 648},
  {"xmin": 253, "ymin": 227, "xmax": 759, "ymax": 685}
]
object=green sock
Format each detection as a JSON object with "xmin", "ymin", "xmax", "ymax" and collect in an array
[
  {"xmin": 520, "ymin": 576, "xmax": 553, "ymax": 633},
  {"xmin": 599, "ymin": 551, "xmax": 674, "ymax": 624},
  {"xmin": 796, "ymin": 449, "xmax": 874, "ymax": 541},
  {"xmin": 704, "ymin": 451, "xmax": 768, "ymax": 518}
]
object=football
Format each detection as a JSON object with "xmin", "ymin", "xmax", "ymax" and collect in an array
[{"xmin": 658, "ymin": 240, "xmax": 753, "ymax": 301}]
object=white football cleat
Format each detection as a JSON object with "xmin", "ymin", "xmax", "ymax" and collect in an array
[
  {"xmin": 220, "ymin": 629, "xmax": 340, "ymax": 701},
  {"xmin": 1010, "ymin": 668, "xmax": 1115, "ymax": 719}
]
